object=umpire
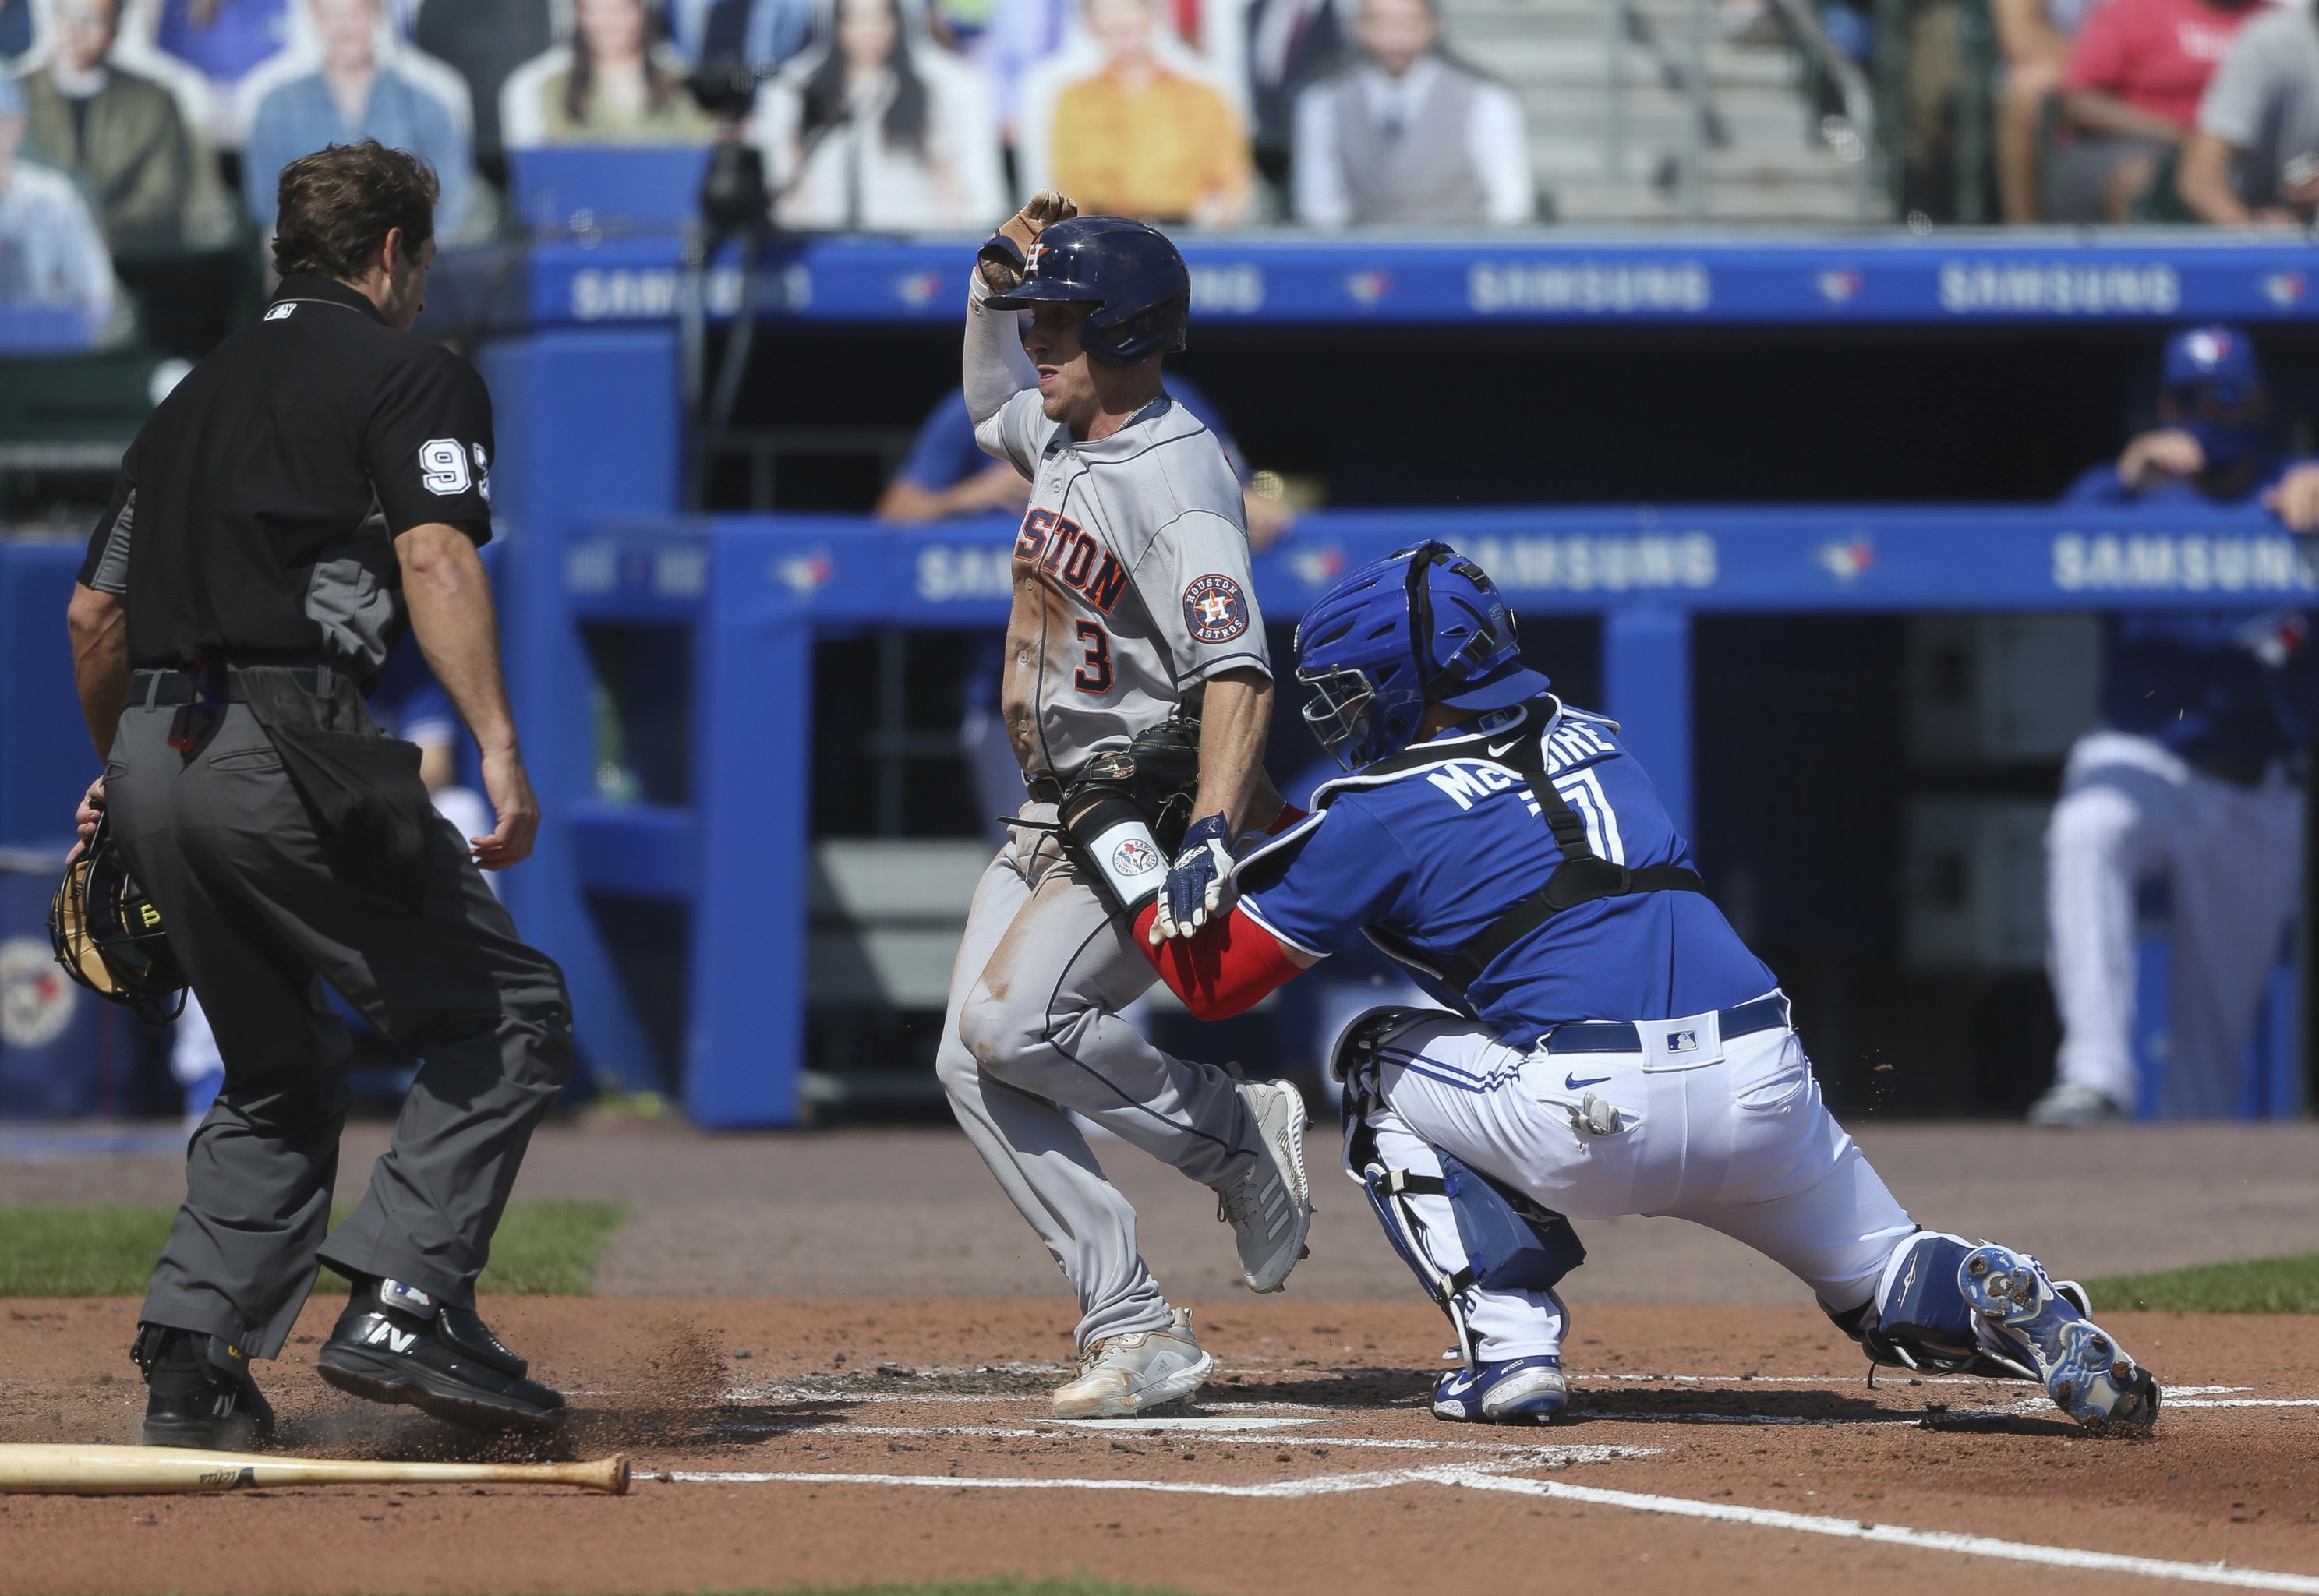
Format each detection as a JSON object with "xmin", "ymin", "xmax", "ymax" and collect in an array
[{"xmin": 65, "ymin": 140, "xmax": 572, "ymax": 1448}]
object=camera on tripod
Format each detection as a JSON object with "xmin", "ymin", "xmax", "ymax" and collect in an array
[{"xmin": 683, "ymin": 58, "xmax": 772, "ymax": 238}]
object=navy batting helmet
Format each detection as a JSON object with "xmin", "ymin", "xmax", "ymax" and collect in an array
[{"xmin": 987, "ymin": 216, "xmax": 1190, "ymax": 367}]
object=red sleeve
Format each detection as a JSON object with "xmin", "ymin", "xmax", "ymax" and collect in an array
[
  {"xmin": 2063, "ymin": 0, "xmax": 2130, "ymax": 95},
  {"xmin": 1134, "ymin": 902, "xmax": 1306, "ymax": 1020}
]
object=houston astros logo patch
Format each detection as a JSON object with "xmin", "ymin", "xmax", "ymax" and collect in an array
[{"xmin": 1182, "ymin": 574, "xmax": 1249, "ymax": 644}]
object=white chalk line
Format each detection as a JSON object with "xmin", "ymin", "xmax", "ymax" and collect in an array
[
  {"xmin": 723, "ymin": 1379, "xmax": 2277, "ymax": 1404},
  {"xmin": 2169, "ymin": 1399, "xmax": 2319, "ymax": 1409},
  {"xmin": 734, "ymin": 1421, "xmax": 1635, "ymax": 1455},
  {"xmin": 1450, "ymin": 1472, "xmax": 2319, "ymax": 1594},
  {"xmin": 661, "ymin": 1452, "xmax": 1630, "ymax": 1495},
  {"xmin": 1047, "ymin": 1416, "xmax": 1316, "ymax": 1432},
  {"xmin": 656, "ymin": 1457, "xmax": 2319, "ymax": 1592}
]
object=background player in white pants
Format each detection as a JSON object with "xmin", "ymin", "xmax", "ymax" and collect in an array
[
  {"xmin": 934, "ymin": 192, "xmax": 1314, "ymax": 1421},
  {"xmin": 1141, "ymin": 542, "xmax": 2161, "ymax": 1434},
  {"xmin": 2034, "ymin": 326, "xmax": 2319, "ymax": 1125}
]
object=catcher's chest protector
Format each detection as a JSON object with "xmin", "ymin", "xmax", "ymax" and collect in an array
[{"xmin": 1296, "ymin": 697, "xmax": 1706, "ymax": 997}]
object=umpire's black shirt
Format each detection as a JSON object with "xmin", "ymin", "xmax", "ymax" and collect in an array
[{"xmin": 80, "ymin": 274, "xmax": 495, "ymax": 691}]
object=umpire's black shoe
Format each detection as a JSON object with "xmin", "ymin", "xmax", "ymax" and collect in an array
[
  {"xmin": 316, "ymin": 1277, "xmax": 565, "ymax": 1432},
  {"xmin": 135, "ymin": 1324, "xmax": 275, "ymax": 1451}
]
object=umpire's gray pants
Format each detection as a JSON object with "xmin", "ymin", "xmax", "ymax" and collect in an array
[
  {"xmin": 105, "ymin": 699, "xmax": 573, "ymax": 1360},
  {"xmin": 936, "ymin": 807, "xmax": 1260, "ymax": 1351}
]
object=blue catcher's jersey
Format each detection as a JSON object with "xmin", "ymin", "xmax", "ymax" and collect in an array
[
  {"xmin": 2059, "ymin": 460, "xmax": 2317, "ymax": 775},
  {"xmin": 1235, "ymin": 696, "xmax": 1776, "ymax": 1046}
]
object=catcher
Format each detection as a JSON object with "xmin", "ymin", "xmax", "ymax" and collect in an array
[
  {"xmin": 1140, "ymin": 542, "xmax": 2162, "ymax": 1434},
  {"xmin": 935, "ymin": 190, "xmax": 1313, "ymax": 1420}
]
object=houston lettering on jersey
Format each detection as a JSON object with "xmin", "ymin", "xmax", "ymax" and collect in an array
[{"xmin": 1016, "ymin": 508, "xmax": 1129, "ymax": 614}]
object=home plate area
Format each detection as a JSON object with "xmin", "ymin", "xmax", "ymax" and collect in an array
[
  {"xmin": 609, "ymin": 1299, "xmax": 2319, "ymax": 1596},
  {"xmin": 5, "ymin": 1297, "xmax": 2318, "ymax": 1595}
]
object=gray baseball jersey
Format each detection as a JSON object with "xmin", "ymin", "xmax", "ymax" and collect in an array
[{"xmin": 976, "ymin": 390, "xmax": 1268, "ymax": 779}]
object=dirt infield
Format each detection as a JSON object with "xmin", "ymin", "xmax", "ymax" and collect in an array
[{"xmin": 4, "ymin": 1294, "xmax": 2316, "ymax": 1596}]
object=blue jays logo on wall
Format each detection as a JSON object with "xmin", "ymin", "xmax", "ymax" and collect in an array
[{"xmin": 1182, "ymin": 574, "xmax": 1249, "ymax": 643}]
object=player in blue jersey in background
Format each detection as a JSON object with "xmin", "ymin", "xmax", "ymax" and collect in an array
[
  {"xmin": 2034, "ymin": 326, "xmax": 2319, "ymax": 1124},
  {"xmin": 1136, "ymin": 541, "xmax": 2162, "ymax": 1434}
]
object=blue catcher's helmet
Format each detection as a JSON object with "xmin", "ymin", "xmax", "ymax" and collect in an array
[
  {"xmin": 1293, "ymin": 541, "xmax": 1550, "ymax": 769},
  {"xmin": 986, "ymin": 216, "xmax": 1190, "ymax": 367}
]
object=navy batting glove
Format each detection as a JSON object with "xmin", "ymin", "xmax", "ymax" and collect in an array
[{"xmin": 1151, "ymin": 814, "xmax": 1233, "ymax": 942}]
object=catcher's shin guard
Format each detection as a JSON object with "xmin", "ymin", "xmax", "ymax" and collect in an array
[{"xmin": 1337, "ymin": 1008, "xmax": 1584, "ymax": 1365}]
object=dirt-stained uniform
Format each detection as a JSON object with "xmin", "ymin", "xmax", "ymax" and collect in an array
[{"xmin": 934, "ymin": 270, "xmax": 1271, "ymax": 1351}]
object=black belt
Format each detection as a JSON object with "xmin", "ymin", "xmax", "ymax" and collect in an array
[
  {"xmin": 1543, "ymin": 994, "xmax": 1791, "ymax": 1055},
  {"xmin": 133, "ymin": 666, "xmax": 328, "ymax": 707},
  {"xmin": 1025, "ymin": 773, "xmax": 1064, "ymax": 803}
]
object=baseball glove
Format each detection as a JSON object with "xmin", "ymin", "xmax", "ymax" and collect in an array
[{"xmin": 1064, "ymin": 717, "xmax": 1202, "ymax": 857}]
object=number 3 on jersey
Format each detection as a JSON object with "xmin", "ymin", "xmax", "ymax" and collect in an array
[{"xmin": 1073, "ymin": 620, "xmax": 1112, "ymax": 694}]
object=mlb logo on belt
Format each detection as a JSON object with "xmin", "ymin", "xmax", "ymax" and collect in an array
[
  {"xmin": 1182, "ymin": 574, "xmax": 1249, "ymax": 644},
  {"xmin": 1665, "ymin": 1029, "xmax": 1698, "ymax": 1052}
]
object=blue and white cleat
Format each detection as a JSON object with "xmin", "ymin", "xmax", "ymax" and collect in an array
[
  {"xmin": 1959, "ymin": 1244, "xmax": 2160, "ymax": 1435},
  {"xmin": 1433, "ymin": 1356, "xmax": 1568, "ymax": 1425}
]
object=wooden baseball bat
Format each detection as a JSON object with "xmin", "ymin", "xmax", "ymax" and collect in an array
[{"xmin": 0, "ymin": 1444, "xmax": 628, "ymax": 1496}]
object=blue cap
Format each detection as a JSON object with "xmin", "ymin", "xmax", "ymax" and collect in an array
[{"xmin": 2162, "ymin": 325, "xmax": 2263, "ymax": 401}]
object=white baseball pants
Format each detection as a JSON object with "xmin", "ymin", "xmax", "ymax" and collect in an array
[
  {"xmin": 2045, "ymin": 730, "xmax": 2303, "ymax": 1118},
  {"xmin": 1352, "ymin": 1008, "xmax": 1917, "ymax": 1361},
  {"xmin": 935, "ymin": 806, "xmax": 1262, "ymax": 1351}
]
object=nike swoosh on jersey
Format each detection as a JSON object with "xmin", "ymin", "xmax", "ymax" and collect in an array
[
  {"xmin": 1564, "ymin": 1072, "xmax": 1612, "ymax": 1090},
  {"xmin": 1487, "ymin": 739, "xmax": 1522, "ymax": 758}
]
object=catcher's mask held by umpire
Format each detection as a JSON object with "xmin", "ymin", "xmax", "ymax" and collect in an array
[
  {"xmin": 50, "ymin": 814, "xmax": 189, "ymax": 1024},
  {"xmin": 986, "ymin": 217, "xmax": 1190, "ymax": 368}
]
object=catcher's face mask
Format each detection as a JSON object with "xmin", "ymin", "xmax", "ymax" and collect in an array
[
  {"xmin": 1298, "ymin": 662, "xmax": 1380, "ymax": 771},
  {"xmin": 49, "ymin": 819, "xmax": 188, "ymax": 1025}
]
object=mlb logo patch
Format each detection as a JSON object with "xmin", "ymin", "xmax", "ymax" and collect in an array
[
  {"xmin": 1665, "ymin": 1029, "xmax": 1698, "ymax": 1053},
  {"xmin": 1182, "ymin": 574, "xmax": 1250, "ymax": 644}
]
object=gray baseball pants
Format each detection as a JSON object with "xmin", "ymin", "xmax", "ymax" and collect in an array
[
  {"xmin": 935, "ymin": 804, "xmax": 1261, "ymax": 1351},
  {"xmin": 104, "ymin": 694, "xmax": 573, "ymax": 1360}
]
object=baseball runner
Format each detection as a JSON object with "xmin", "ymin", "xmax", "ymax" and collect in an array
[
  {"xmin": 938, "ymin": 192, "xmax": 1313, "ymax": 1419},
  {"xmin": 1140, "ymin": 542, "xmax": 2162, "ymax": 1433},
  {"xmin": 2032, "ymin": 326, "xmax": 2319, "ymax": 1125}
]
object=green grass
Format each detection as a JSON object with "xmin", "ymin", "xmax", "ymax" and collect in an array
[
  {"xmin": 2086, "ymin": 1251, "xmax": 2319, "ymax": 1313},
  {"xmin": 0, "ymin": 1201, "xmax": 627, "ymax": 1297}
]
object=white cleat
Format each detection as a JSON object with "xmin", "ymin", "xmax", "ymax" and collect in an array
[
  {"xmin": 1214, "ymin": 1078, "xmax": 1313, "ymax": 1293},
  {"xmin": 2027, "ymin": 1083, "xmax": 2126, "ymax": 1127},
  {"xmin": 1052, "ymin": 1308, "xmax": 1214, "ymax": 1419}
]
